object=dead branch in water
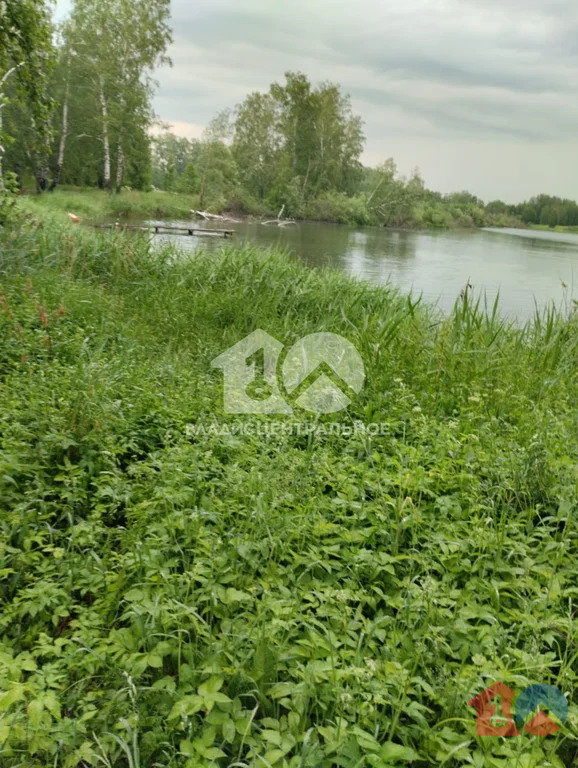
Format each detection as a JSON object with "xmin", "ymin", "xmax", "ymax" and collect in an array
[
  {"xmin": 262, "ymin": 204, "xmax": 296, "ymax": 227},
  {"xmin": 191, "ymin": 209, "xmax": 241, "ymax": 224}
]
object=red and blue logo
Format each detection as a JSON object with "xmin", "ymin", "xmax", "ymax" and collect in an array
[{"xmin": 469, "ymin": 682, "xmax": 568, "ymax": 737}]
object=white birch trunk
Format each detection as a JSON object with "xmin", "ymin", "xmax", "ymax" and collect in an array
[
  {"xmin": 52, "ymin": 80, "xmax": 70, "ymax": 189},
  {"xmin": 99, "ymin": 75, "xmax": 111, "ymax": 191},
  {"xmin": 0, "ymin": 104, "xmax": 4, "ymax": 193},
  {"xmin": 115, "ymin": 141, "xmax": 124, "ymax": 193}
]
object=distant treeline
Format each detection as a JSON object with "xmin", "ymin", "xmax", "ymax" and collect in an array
[
  {"xmin": 486, "ymin": 196, "xmax": 578, "ymax": 228},
  {"xmin": 147, "ymin": 73, "xmax": 578, "ymax": 228},
  {"xmin": 149, "ymin": 117, "xmax": 555, "ymax": 230},
  {"xmin": 1, "ymin": 0, "xmax": 576, "ymax": 229}
]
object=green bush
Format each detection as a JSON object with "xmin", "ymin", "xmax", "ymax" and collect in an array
[
  {"xmin": 226, "ymin": 186, "xmax": 270, "ymax": 217},
  {"xmin": 0, "ymin": 172, "xmax": 19, "ymax": 226},
  {"xmin": 422, "ymin": 205, "xmax": 452, "ymax": 228},
  {"xmin": 305, "ymin": 192, "xmax": 371, "ymax": 225}
]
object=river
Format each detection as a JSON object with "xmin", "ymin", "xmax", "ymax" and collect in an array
[{"xmin": 147, "ymin": 220, "xmax": 578, "ymax": 321}]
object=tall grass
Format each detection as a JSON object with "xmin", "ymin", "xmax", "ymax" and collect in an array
[
  {"xmin": 0, "ymin": 206, "xmax": 577, "ymax": 768},
  {"xmin": 23, "ymin": 187, "xmax": 199, "ymax": 220}
]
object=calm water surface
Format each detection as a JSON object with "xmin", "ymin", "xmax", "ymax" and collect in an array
[{"xmin": 148, "ymin": 220, "xmax": 578, "ymax": 321}]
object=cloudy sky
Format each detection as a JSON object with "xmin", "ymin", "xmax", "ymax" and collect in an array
[{"xmin": 55, "ymin": 0, "xmax": 578, "ymax": 202}]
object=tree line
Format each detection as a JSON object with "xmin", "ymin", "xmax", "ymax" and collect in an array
[
  {"xmin": 151, "ymin": 73, "xmax": 363, "ymax": 215},
  {"xmin": 487, "ymin": 196, "xmax": 578, "ymax": 228},
  {"xmin": 1, "ymin": 0, "xmax": 577, "ymax": 230},
  {"xmin": 1, "ymin": 0, "xmax": 171, "ymax": 194}
]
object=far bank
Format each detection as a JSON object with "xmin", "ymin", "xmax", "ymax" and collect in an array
[{"xmin": 24, "ymin": 187, "xmax": 524, "ymax": 230}]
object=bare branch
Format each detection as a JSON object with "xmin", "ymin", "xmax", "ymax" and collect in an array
[{"xmin": 0, "ymin": 62, "xmax": 24, "ymax": 91}]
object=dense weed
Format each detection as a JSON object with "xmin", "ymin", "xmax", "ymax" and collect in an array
[
  {"xmin": 26, "ymin": 188, "xmax": 198, "ymax": 221},
  {"xmin": 0, "ymin": 208, "xmax": 577, "ymax": 767}
]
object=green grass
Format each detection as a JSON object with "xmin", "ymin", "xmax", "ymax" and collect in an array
[
  {"xmin": 23, "ymin": 187, "xmax": 200, "ymax": 221},
  {"xmin": 530, "ymin": 224, "xmax": 578, "ymax": 235},
  {"xmin": 0, "ymin": 203, "xmax": 577, "ymax": 767}
]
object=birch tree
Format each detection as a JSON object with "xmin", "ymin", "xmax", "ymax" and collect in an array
[
  {"xmin": 63, "ymin": 0, "xmax": 171, "ymax": 192},
  {"xmin": 233, "ymin": 93, "xmax": 280, "ymax": 200}
]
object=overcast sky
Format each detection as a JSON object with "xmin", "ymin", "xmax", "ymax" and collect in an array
[{"xmin": 55, "ymin": 0, "xmax": 578, "ymax": 202}]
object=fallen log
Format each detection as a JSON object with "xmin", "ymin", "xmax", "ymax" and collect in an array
[
  {"xmin": 191, "ymin": 209, "xmax": 242, "ymax": 224},
  {"xmin": 262, "ymin": 219, "xmax": 296, "ymax": 227},
  {"xmin": 191, "ymin": 209, "xmax": 219, "ymax": 220}
]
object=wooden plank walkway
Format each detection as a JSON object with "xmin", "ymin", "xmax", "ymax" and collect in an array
[{"xmin": 92, "ymin": 223, "xmax": 234, "ymax": 238}]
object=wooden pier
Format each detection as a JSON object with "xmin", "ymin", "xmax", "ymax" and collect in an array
[{"xmin": 92, "ymin": 223, "xmax": 234, "ymax": 238}]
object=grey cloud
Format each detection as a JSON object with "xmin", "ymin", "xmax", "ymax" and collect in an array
[{"xmin": 159, "ymin": 0, "xmax": 578, "ymax": 136}]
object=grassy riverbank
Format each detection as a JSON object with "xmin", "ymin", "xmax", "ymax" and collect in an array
[
  {"xmin": 23, "ymin": 187, "xmax": 198, "ymax": 221},
  {"xmin": 25, "ymin": 188, "xmax": 524, "ymax": 230},
  {"xmin": 1, "ymin": 205, "xmax": 577, "ymax": 767},
  {"xmin": 530, "ymin": 224, "xmax": 578, "ymax": 235}
]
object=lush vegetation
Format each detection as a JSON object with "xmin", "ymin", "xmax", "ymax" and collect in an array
[
  {"xmin": 1, "ymin": 202, "xmax": 577, "ymax": 767},
  {"xmin": 2, "ymin": 2, "xmax": 578, "ymax": 767},
  {"xmin": 24, "ymin": 186, "xmax": 198, "ymax": 221},
  {"xmin": 1, "ymin": 0, "xmax": 171, "ymax": 193},
  {"xmin": 18, "ymin": 185, "xmax": 506, "ymax": 228},
  {"xmin": 531, "ymin": 225, "xmax": 578, "ymax": 235},
  {"xmin": 0, "ymin": 0, "xmax": 55, "ymax": 193},
  {"xmin": 487, "ymin": 196, "xmax": 578, "ymax": 230},
  {"xmin": 150, "ymin": 102, "xmax": 524, "ymax": 228}
]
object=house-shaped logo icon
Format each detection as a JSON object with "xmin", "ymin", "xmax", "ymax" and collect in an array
[
  {"xmin": 211, "ymin": 329, "xmax": 292, "ymax": 414},
  {"xmin": 211, "ymin": 329, "xmax": 365, "ymax": 415},
  {"xmin": 468, "ymin": 682, "xmax": 521, "ymax": 736}
]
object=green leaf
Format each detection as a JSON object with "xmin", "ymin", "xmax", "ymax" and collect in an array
[
  {"xmin": 199, "ymin": 725, "xmax": 217, "ymax": 746},
  {"xmin": 202, "ymin": 746, "xmax": 226, "ymax": 760},
  {"xmin": 198, "ymin": 676, "xmax": 224, "ymax": 696},
  {"xmin": 268, "ymin": 682, "xmax": 293, "ymax": 699},
  {"xmin": 224, "ymin": 587, "xmax": 252, "ymax": 603},
  {"xmin": 379, "ymin": 742, "xmax": 420, "ymax": 762},
  {"xmin": 180, "ymin": 739, "xmax": 195, "ymax": 757},
  {"xmin": 235, "ymin": 715, "xmax": 253, "ymax": 735},
  {"xmin": 27, "ymin": 699, "xmax": 44, "ymax": 728},
  {"xmin": 0, "ymin": 684, "xmax": 25, "ymax": 712},
  {"xmin": 123, "ymin": 588, "xmax": 146, "ymax": 601},
  {"xmin": 151, "ymin": 676, "xmax": 177, "ymax": 692},
  {"xmin": 71, "ymin": 742, "xmax": 97, "ymax": 764},
  {"xmin": 42, "ymin": 694, "xmax": 61, "ymax": 720},
  {"xmin": 222, "ymin": 718, "xmax": 236, "ymax": 743},
  {"xmin": 209, "ymin": 692, "xmax": 231, "ymax": 704},
  {"xmin": 261, "ymin": 729, "xmax": 282, "ymax": 746},
  {"xmin": 168, "ymin": 695, "xmax": 204, "ymax": 719},
  {"xmin": 353, "ymin": 727, "xmax": 380, "ymax": 752}
]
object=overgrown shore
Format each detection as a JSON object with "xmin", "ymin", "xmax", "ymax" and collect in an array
[
  {"xmin": 0, "ymin": 206, "xmax": 577, "ymax": 767},
  {"xmin": 24, "ymin": 188, "xmax": 199, "ymax": 222},
  {"xmin": 25, "ymin": 188, "xmax": 524, "ymax": 230}
]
